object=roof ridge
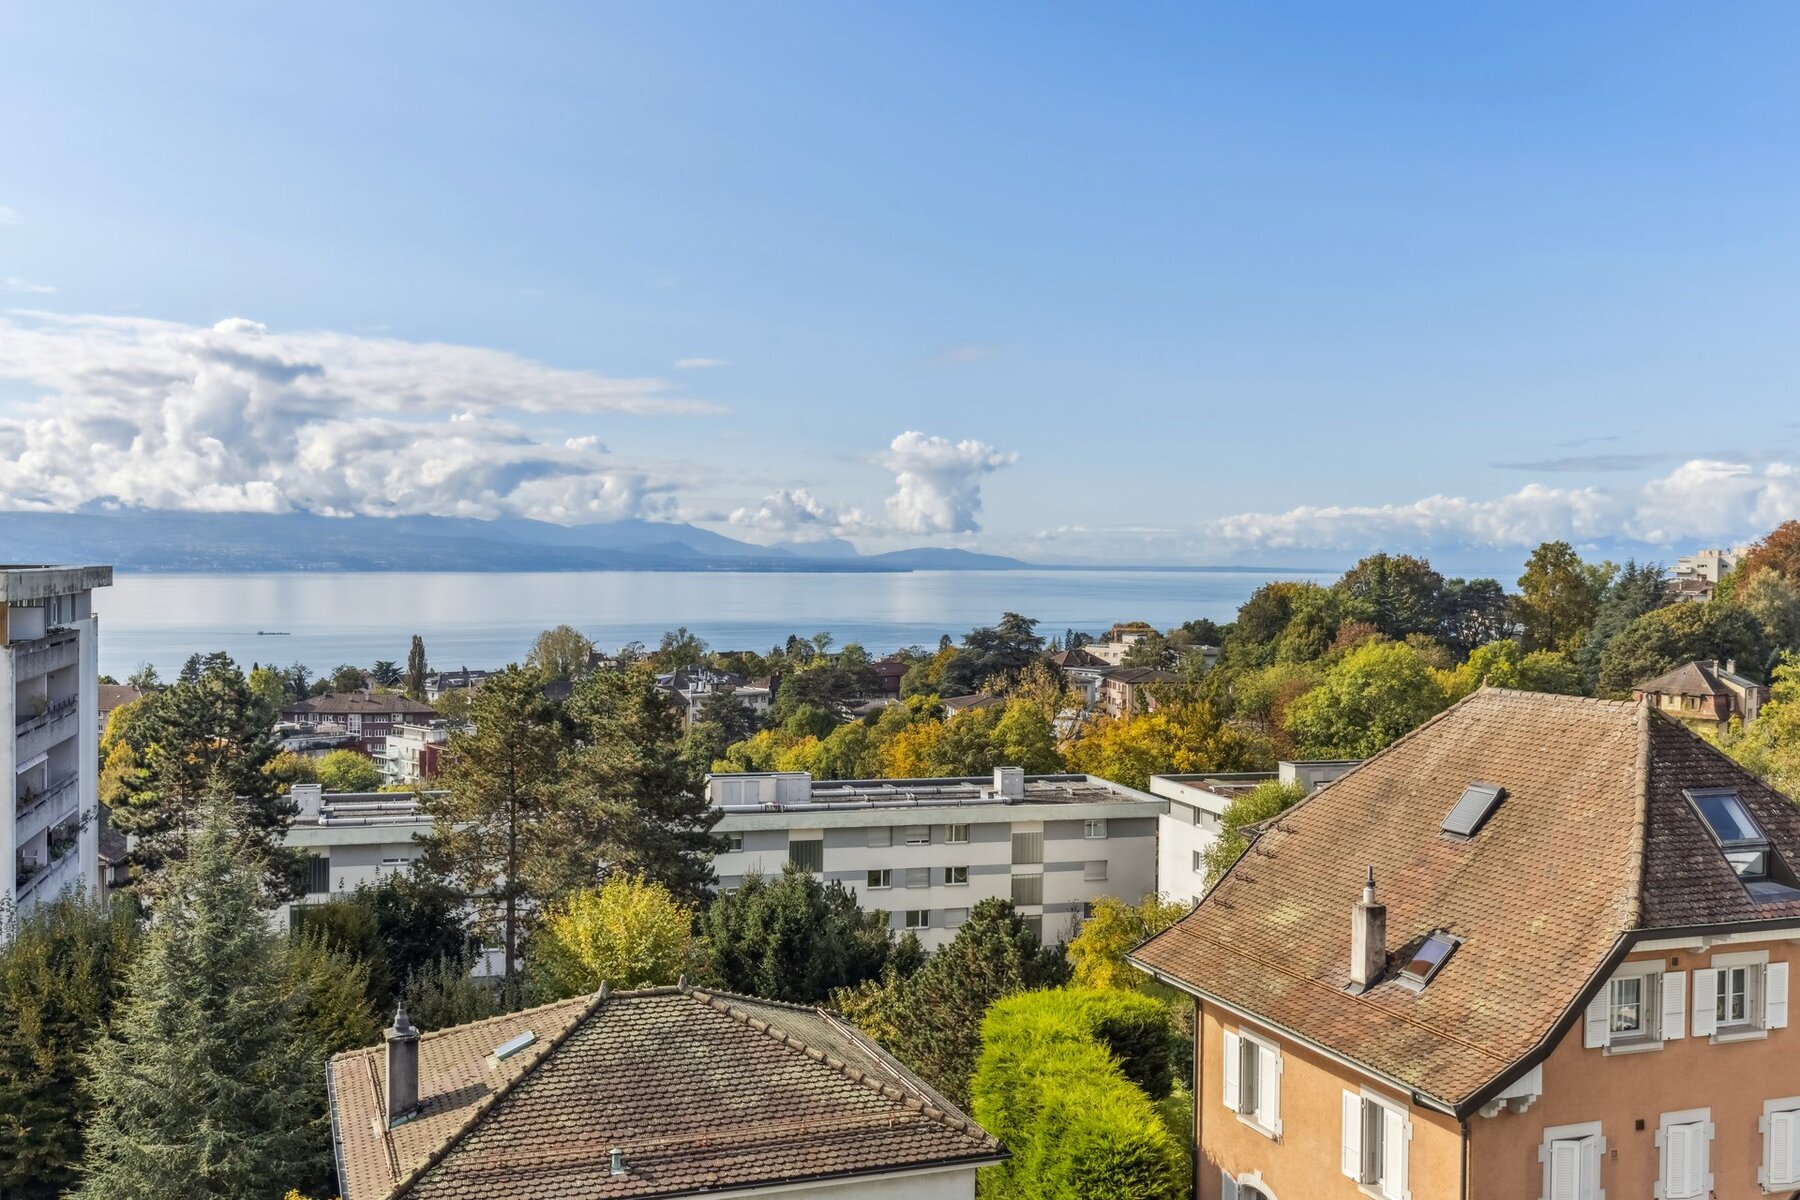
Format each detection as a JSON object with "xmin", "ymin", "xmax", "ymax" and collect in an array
[
  {"xmin": 688, "ymin": 988, "xmax": 1001, "ymax": 1150},
  {"xmin": 330, "ymin": 994, "xmax": 590, "ymax": 1064},
  {"xmin": 1625, "ymin": 696, "xmax": 1652, "ymax": 928},
  {"xmin": 382, "ymin": 987, "xmax": 612, "ymax": 1200}
]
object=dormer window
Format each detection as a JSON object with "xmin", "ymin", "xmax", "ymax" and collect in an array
[
  {"xmin": 1685, "ymin": 789, "xmax": 1770, "ymax": 880},
  {"xmin": 1396, "ymin": 931, "xmax": 1460, "ymax": 991}
]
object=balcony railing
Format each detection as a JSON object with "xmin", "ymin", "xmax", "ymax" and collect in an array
[
  {"xmin": 16, "ymin": 693, "xmax": 79, "ymax": 733},
  {"xmin": 15, "ymin": 837, "xmax": 79, "ymax": 902}
]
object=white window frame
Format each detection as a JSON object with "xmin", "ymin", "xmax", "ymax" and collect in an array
[
  {"xmin": 1341, "ymin": 1086, "xmax": 1410, "ymax": 1199},
  {"xmin": 944, "ymin": 865, "xmax": 968, "ymax": 886},
  {"xmin": 903, "ymin": 908, "xmax": 929, "ymax": 930},
  {"xmin": 1220, "ymin": 1170, "xmax": 1277, "ymax": 1200},
  {"xmin": 1694, "ymin": 950, "xmax": 1785, "ymax": 1040},
  {"xmin": 866, "ymin": 869, "xmax": 892, "ymax": 890},
  {"xmin": 1222, "ymin": 1026, "xmax": 1282, "ymax": 1139},
  {"xmin": 1538, "ymin": 1121, "xmax": 1604, "ymax": 1200},
  {"xmin": 1587, "ymin": 965, "xmax": 1685, "ymax": 1051},
  {"xmin": 1654, "ymin": 1107, "xmax": 1713, "ymax": 1200},
  {"xmin": 1762, "ymin": 1095, "xmax": 1800, "ymax": 1192},
  {"xmin": 1084, "ymin": 818, "xmax": 1108, "ymax": 839},
  {"xmin": 1193, "ymin": 849, "xmax": 1205, "ymax": 874},
  {"xmin": 944, "ymin": 823, "xmax": 969, "ymax": 844}
]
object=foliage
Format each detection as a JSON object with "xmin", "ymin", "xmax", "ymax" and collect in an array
[
  {"xmin": 1064, "ymin": 697, "xmax": 1268, "ymax": 791},
  {"xmin": 370, "ymin": 659, "xmax": 402, "ymax": 688},
  {"xmin": 1067, "ymin": 895, "xmax": 1189, "ymax": 992},
  {"xmin": 361, "ymin": 867, "xmax": 476, "ymax": 1001},
  {"xmin": 404, "ymin": 634, "xmax": 428, "ymax": 700},
  {"xmin": 1595, "ymin": 601, "xmax": 1770, "ymax": 696},
  {"xmin": 262, "ymin": 750, "xmax": 319, "ymax": 788},
  {"xmin": 1574, "ymin": 560, "xmax": 1671, "ymax": 691},
  {"xmin": 1331, "ymin": 553, "xmax": 1446, "ymax": 641},
  {"xmin": 700, "ymin": 867, "xmax": 893, "ymax": 1003},
  {"xmin": 1711, "ymin": 653, "xmax": 1800, "ymax": 797},
  {"xmin": 527, "ymin": 624, "xmax": 596, "ymax": 680},
  {"xmin": 75, "ymin": 797, "xmax": 325, "ymax": 1199},
  {"xmin": 1735, "ymin": 520, "xmax": 1800, "ymax": 595},
  {"xmin": 529, "ymin": 875, "xmax": 699, "ymax": 999},
  {"xmin": 1285, "ymin": 640, "xmax": 1451, "ymax": 758},
  {"xmin": 1737, "ymin": 567, "xmax": 1800, "ymax": 654},
  {"xmin": 0, "ymin": 895, "xmax": 138, "ymax": 1200},
  {"xmin": 1442, "ymin": 639, "xmax": 1581, "ymax": 700},
  {"xmin": 315, "ymin": 748, "xmax": 381, "ymax": 793},
  {"xmin": 1515, "ymin": 541, "xmax": 1613, "ymax": 653},
  {"xmin": 283, "ymin": 933, "xmax": 382, "ymax": 1063},
  {"xmin": 1200, "ymin": 779, "xmax": 1308, "ymax": 888},
  {"xmin": 653, "ymin": 627, "xmax": 709, "ymax": 671},
  {"xmin": 971, "ymin": 988, "xmax": 1186, "ymax": 1200},
  {"xmin": 291, "ymin": 896, "xmax": 391, "ymax": 1012},
  {"xmin": 401, "ymin": 956, "xmax": 506, "ymax": 1031},
  {"xmin": 1437, "ymin": 576, "xmax": 1512, "ymax": 655},
  {"xmin": 938, "ymin": 612, "xmax": 1045, "ymax": 696},
  {"xmin": 246, "ymin": 665, "xmax": 290, "ymax": 713}
]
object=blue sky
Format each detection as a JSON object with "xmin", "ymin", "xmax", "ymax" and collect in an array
[{"xmin": 2, "ymin": 2, "xmax": 1798, "ymax": 566}]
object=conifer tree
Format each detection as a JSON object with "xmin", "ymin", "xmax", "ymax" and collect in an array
[
  {"xmin": 75, "ymin": 796, "xmax": 324, "ymax": 1198},
  {"xmin": 404, "ymin": 634, "xmax": 429, "ymax": 699}
]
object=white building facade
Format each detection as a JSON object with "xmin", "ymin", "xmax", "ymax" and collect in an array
[
  {"xmin": 708, "ymin": 768, "xmax": 1166, "ymax": 949},
  {"xmin": 2, "ymin": 565, "xmax": 112, "ymax": 920}
]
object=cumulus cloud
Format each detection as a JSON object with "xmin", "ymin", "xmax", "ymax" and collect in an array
[
  {"xmin": 729, "ymin": 487, "xmax": 867, "ymax": 541},
  {"xmin": 882, "ymin": 431, "xmax": 1017, "ymax": 535},
  {"xmin": 0, "ymin": 311, "xmax": 713, "ymax": 521}
]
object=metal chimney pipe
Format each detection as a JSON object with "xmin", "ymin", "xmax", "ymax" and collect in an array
[{"xmin": 385, "ymin": 1006, "xmax": 421, "ymax": 1126}]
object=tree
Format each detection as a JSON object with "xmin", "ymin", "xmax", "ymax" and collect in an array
[
  {"xmin": 361, "ymin": 867, "xmax": 476, "ymax": 1005},
  {"xmin": 1438, "ymin": 577, "xmax": 1512, "ymax": 655},
  {"xmin": 1067, "ymin": 896, "xmax": 1189, "ymax": 992},
  {"xmin": 700, "ymin": 867, "xmax": 893, "ymax": 1003},
  {"xmin": 1735, "ymin": 520, "xmax": 1800, "ymax": 595},
  {"xmin": 1737, "ymin": 568, "xmax": 1800, "ymax": 654},
  {"xmin": 1596, "ymin": 602, "xmax": 1771, "ymax": 696},
  {"xmin": 262, "ymin": 750, "xmax": 319, "ymax": 788},
  {"xmin": 1515, "ymin": 541, "xmax": 1613, "ymax": 653},
  {"xmin": 246, "ymin": 665, "xmax": 290, "ymax": 715},
  {"xmin": 1286, "ymin": 640, "xmax": 1451, "ymax": 759},
  {"xmin": 653, "ymin": 627, "xmax": 709, "ymax": 671},
  {"xmin": 1332, "ymin": 553, "xmax": 1446, "ymax": 641},
  {"xmin": 1199, "ymin": 779, "xmax": 1308, "ymax": 887},
  {"xmin": 326, "ymin": 663, "xmax": 366, "ymax": 693},
  {"xmin": 418, "ymin": 666, "xmax": 569, "ymax": 986},
  {"xmin": 1574, "ymin": 560, "xmax": 1671, "ymax": 690},
  {"xmin": 108, "ymin": 652, "xmax": 296, "ymax": 903},
  {"xmin": 400, "ymin": 956, "xmax": 506, "ymax": 1030},
  {"xmin": 562, "ymin": 667, "xmax": 725, "ymax": 904},
  {"xmin": 529, "ymin": 875, "xmax": 698, "ymax": 999},
  {"xmin": 75, "ymin": 798, "xmax": 323, "ymax": 1198},
  {"xmin": 315, "ymin": 748, "xmax": 381, "ymax": 793},
  {"xmin": 1444, "ymin": 639, "xmax": 1583, "ymax": 700},
  {"xmin": 404, "ymin": 634, "xmax": 428, "ymax": 700},
  {"xmin": 938, "ymin": 613, "xmax": 1045, "ymax": 696},
  {"xmin": 369, "ymin": 659, "xmax": 402, "ymax": 688},
  {"xmin": 0, "ymin": 895, "xmax": 138, "ymax": 1200},
  {"xmin": 527, "ymin": 624, "xmax": 596, "ymax": 680},
  {"xmin": 1064, "ymin": 698, "xmax": 1268, "ymax": 791},
  {"xmin": 1711, "ymin": 653, "xmax": 1800, "ymax": 796}
]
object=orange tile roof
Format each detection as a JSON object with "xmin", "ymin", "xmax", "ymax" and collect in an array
[
  {"xmin": 328, "ymin": 985, "xmax": 1003, "ymax": 1200},
  {"xmin": 1130, "ymin": 687, "xmax": 1800, "ymax": 1113}
]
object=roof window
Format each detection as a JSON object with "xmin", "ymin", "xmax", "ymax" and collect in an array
[
  {"xmin": 1685, "ymin": 788, "xmax": 1770, "ymax": 881},
  {"xmin": 1442, "ymin": 782, "xmax": 1504, "ymax": 839},
  {"xmin": 1396, "ymin": 931, "xmax": 1460, "ymax": 991}
]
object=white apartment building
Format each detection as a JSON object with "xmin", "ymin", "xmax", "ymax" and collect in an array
[
  {"xmin": 1674, "ymin": 546, "xmax": 1746, "ymax": 584},
  {"xmin": 1151, "ymin": 759, "xmax": 1359, "ymax": 904},
  {"xmin": 376, "ymin": 720, "xmax": 456, "ymax": 786},
  {"xmin": 2, "ymin": 565, "xmax": 112, "ymax": 920},
  {"xmin": 707, "ymin": 767, "xmax": 1167, "ymax": 949},
  {"xmin": 282, "ymin": 783, "xmax": 434, "ymax": 918}
]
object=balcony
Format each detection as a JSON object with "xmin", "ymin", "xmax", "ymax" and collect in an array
[
  {"xmin": 16, "ymin": 700, "xmax": 78, "ymax": 761},
  {"xmin": 15, "ymin": 833, "xmax": 80, "ymax": 905},
  {"xmin": 16, "ymin": 692, "xmax": 78, "ymax": 732},
  {"xmin": 16, "ymin": 772, "xmax": 79, "ymax": 844},
  {"xmin": 8, "ymin": 629, "xmax": 80, "ymax": 680}
]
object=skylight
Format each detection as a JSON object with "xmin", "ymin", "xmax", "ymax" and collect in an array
[
  {"xmin": 491, "ymin": 1031, "xmax": 536, "ymax": 1062},
  {"xmin": 1396, "ymin": 932, "xmax": 1460, "ymax": 990},
  {"xmin": 1685, "ymin": 788, "xmax": 1771, "ymax": 881},
  {"xmin": 1442, "ymin": 783, "xmax": 1504, "ymax": 839}
]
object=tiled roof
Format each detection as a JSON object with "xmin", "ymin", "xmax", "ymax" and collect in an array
[
  {"xmin": 1129, "ymin": 687, "xmax": 1800, "ymax": 1112},
  {"xmin": 1047, "ymin": 647, "xmax": 1106, "ymax": 668},
  {"xmin": 941, "ymin": 693, "xmax": 1003, "ymax": 712},
  {"xmin": 96, "ymin": 683, "xmax": 142, "ymax": 713},
  {"xmin": 289, "ymin": 692, "xmax": 437, "ymax": 716},
  {"xmin": 1100, "ymin": 667, "xmax": 1179, "ymax": 684},
  {"xmin": 1634, "ymin": 659, "xmax": 1726, "ymax": 697},
  {"xmin": 328, "ymin": 986, "xmax": 1003, "ymax": 1200}
]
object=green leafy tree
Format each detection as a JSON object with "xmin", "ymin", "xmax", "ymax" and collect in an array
[
  {"xmin": 404, "ymin": 635, "xmax": 428, "ymax": 700},
  {"xmin": 1515, "ymin": 541, "xmax": 1613, "ymax": 653},
  {"xmin": 1438, "ymin": 577, "xmax": 1512, "ymax": 656},
  {"xmin": 75, "ymin": 797, "xmax": 324, "ymax": 1199},
  {"xmin": 1286, "ymin": 640, "xmax": 1451, "ymax": 759},
  {"xmin": 1445, "ymin": 639, "xmax": 1582, "ymax": 700},
  {"xmin": 1574, "ymin": 560, "xmax": 1671, "ymax": 691},
  {"xmin": 246, "ymin": 665, "xmax": 289, "ymax": 715},
  {"xmin": 109, "ymin": 652, "xmax": 296, "ymax": 903},
  {"xmin": 326, "ymin": 664, "xmax": 366, "ymax": 693},
  {"xmin": 701, "ymin": 867, "xmax": 892, "ymax": 1003},
  {"xmin": 1595, "ymin": 603, "xmax": 1771, "ymax": 696},
  {"xmin": 1332, "ymin": 553, "xmax": 1446, "ymax": 641},
  {"xmin": 1067, "ymin": 896, "xmax": 1189, "ymax": 992},
  {"xmin": 938, "ymin": 613, "xmax": 1045, "ymax": 696},
  {"xmin": 1737, "ymin": 567, "xmax": 1800, "ymax": 654},
  {"xmin": 315, "ymin": 748, "xmax": 381, "ymax": 793},
  {"xmin": 0, "ymin": 895, "xmax": 138, "ymax": 1200},
  {"xmin": 1200, "ymin": 779, "xmax": 1308, "ymax": 887},
  {"xmin": 1711, "ymin": 653, "xmax": 1800, "ymax": 796},
  {"xmin": 1065, "ymin": 698, "xmax": 1269, "ymax": 791},
  {"xmin": 653, "ymin": 627, "xmax": 709, "ymax": 671},
  {"xmin": 369, "ymin": 659, "xmax": 402, "ymax": 688},
  {"xmin": 125, "ymin": 663, "xmax": 162, "ymax": 693},
  {"xmin": 418, "ymin": 665, "xmax": 569, "ymax": 985},
  {"xmin": 401, "ymin": 956, "xmax": 506, "ymax": 1031},
  {"xmin": 528, "ymin": 875, "xmax": 698, "ymax": 999},
  {"xmin": 527, "ymin": 624, "xmax": 596, "ymax": 680}
]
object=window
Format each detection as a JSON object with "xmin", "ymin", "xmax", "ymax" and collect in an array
[
  {"xmin": 1610, "ymin": 974, "xmax": 1645, "ymax": 1036},
  {"xmin": 1083, "ymin": 860, "xmax": 1108, "ymax": 882},
  {"xmin": 787, "ymin": 838, "xmax": 823, "ymax": 874},
  {"xmin": 945, "ymin": 907, "xmax": 969, "ymax": 928},
  {"xmin": 1537, "ymin": 1122, "xmax": 1604, "ymax": 1200},
  {"xmin": 866, "ymin": 869, "xmax": 892, "ymax": 890},
  {"xmin": 944, "ymin": 865, "xmax": 968, "ymax": 886},
  {"xmin": 1219, "ymin": 1174, "xmax": 1270, "ymax": 1200},
  {"xmin": 1193, "ymin": 849, "xmax": 1205, "ymax": 875},
  {"xmin": 1084, "ymin": 819, "xmax": 1108, "ymax": 839},
  {"xmin": 905, "ymin": 866, "xmax": 930, "ymax": 889},
  {"xmin": 1011, "ymin": 873, "xmax": 1043, "ymax": 906},
  {"xmin": 1223, "ymin": 1028, "xmax": 1281, "ymax": 1137},
  {"xmin": 1693, "ymin": 952, "xmax": 1787, "ymax": 1038},
  {"xmin": 904, "ymin": 909, "xmax": 929, "ymax": 930},
  {"xmin": 867, "ymin": 826, "xmax": 891, "ymax": 848},
  {"xmin": 299, "ymin": 854, "xmax": 330, "ymax": 895},
  {"xmin": 1685, "ymin": 787, "xmax": 1772, "ymax": 880},
  {"xmin": 726, "ymin": 833, "xmax": 744, "ymax": 852},
  {"xmin": 1022, "ymin": 914, "xmax": 1043, "ymax": 942},
  {"xmin": 1718, "ymin": 964, "xmax": 1753, "ymax": 1028},
  {"xmin": 945, "ymin": 823, "xmax": 969, "ymax": 844},
  {"xmin": 1396, "ymin": 931, "xmax": 1460, "ymax": 990},
  {"xmin": 1587, "ymin": 967, "xmax": 1683, "ymax": 1049},
  {"xmin": 1012, "ymin": 831, "xmax": 1043, "ymax": 864},
  {"xmin": 1764, "ymin": 1097, "xmax": 1800, "ymax": 1191},
  {"xmin": 1657, "ymin": 1108, "xmax": 1713, "ymax": 1200},
  {"xmin": 904, "ymin": 825, "xmax": 929, "ymax": 846},
  {"xmin": 1341, "ymin": 1090, "xmax": 1410, "ymax": 1199}
]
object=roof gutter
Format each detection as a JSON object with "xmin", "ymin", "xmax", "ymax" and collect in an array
[{"xmin": 326, "ymin": 1061, "xmax": 349, "ymax": 1199}]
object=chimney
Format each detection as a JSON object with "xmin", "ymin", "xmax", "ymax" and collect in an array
[
  {"xmin": 385, "ymin": 1006, "xmax": 421, "ymax": 1126},
  {"xmin": 291, "ymin": 783, "xmax": 324, "ymax": 822},
  {"xmin": 1350, "ymin": 868, "xmax": 1386, "ymax": 992},
  {"xmin": 994, "ymin": 766, "xmax": 1025, "ymax": 799}
]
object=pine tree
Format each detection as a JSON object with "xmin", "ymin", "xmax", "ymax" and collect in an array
[
  {"xmin": 108, "ymin": 652, "xmax": 295, "ymax": 903},
  {"xmin": 75, "ymin": 796, "xmax": 324, "ymax": 1198},
  {"xmin": 404, "ymin": 634, "xmax": 428, "ymax": 700},
  {"xmin": 418, "ymin": 666, "xmax": 568, "ymax": 985}
]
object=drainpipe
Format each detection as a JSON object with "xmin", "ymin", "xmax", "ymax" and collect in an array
[
  {"xmin": 1192, "ymin": 1000, "xmax": 1203, "ymax": 1200},
  {"xmin": 1460, "ymin": 1117, "xmax": 1470, "ymax": 1200}
]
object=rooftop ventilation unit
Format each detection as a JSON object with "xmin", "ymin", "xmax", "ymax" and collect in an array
[{"xmin": 1442, "ymin": 782, "xmax": 1504, "ymax": 840}]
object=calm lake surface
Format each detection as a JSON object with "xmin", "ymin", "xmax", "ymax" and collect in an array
[{"xmin": 97, "ymin": 568, "xmax": 1330, "ymax": 679}]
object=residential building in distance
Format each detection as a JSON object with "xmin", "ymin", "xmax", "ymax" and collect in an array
[
  {"xmin": 707, "ymin": 767, "xmax": 1167, "ymax": 948},
  {"xmin": 1152, "ymin": 760, "xmax": 1360, "ymax": 903},
  {"xmin": 376, "ymin": 720, "xmax": 457, "ymax": 786},
  {"xmin": 1634, "ymin": 660, "xmax": 1769, "ymax": 731},
  {"xmin": 423, "ymin": 668, "xmax": 490, "ymax": 702},
  {"xmin": 1097, "ymin": 665, "xmax": 1181, "ymax": 717},
  {"xmin": 867, "ymin": 655, "xmax": 910, "ymax": 699},
  {"xmin": 656, "ymin": 665, "xmax": 774, "ymax": 726},
  {"xmin": 283, "ymin": 783, "xmax": 433, "ymax": 921},
  {"xmin": 326, "ymin": 983, "xmax": 1005, "ymax": 1200},
  {"xmin": 280, "ymin": 691, "xmax": 437, "ymax": 756},
  {"xmin": 1669, "ymin": 546, "xmax": 1747, "ymax": 604},
  {"xmin": 3, "ymin": 565, "xmax": 112, "ymax": 919},
  {"xmin": 95, "ymin": 681, "xmax": 141, "ymax": 736},
  {"xmin": 1048, "ymin": 644, "xmax": 1109, "ymax": 706},
  {"xmin": 940, "ymin": 692, "xmax": 1003, "ymax": 719},
  {"xmin": 1085, "ymin": 620, "xmax": 1159, "ymax": 666},
  {"xmin": 1131, "ymin": 688, "xmax": 1800, "ymax": 1200}
]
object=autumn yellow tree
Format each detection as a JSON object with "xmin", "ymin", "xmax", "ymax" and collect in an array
[
  {"xmin": 1066, "ymin": 895, "xmax": 1189, "ymax": 991},
  {"xmin": 527, "ymin": 874, "xmax": 699, "ymax": 998}
]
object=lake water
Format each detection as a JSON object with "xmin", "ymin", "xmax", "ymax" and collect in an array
[{"xmin": 96, "ymin": 568, "xmax": 1331, "ymax": 679}]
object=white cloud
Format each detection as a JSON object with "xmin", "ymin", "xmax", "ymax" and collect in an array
[
  {"xmin": 5, "ymin": 278, "xmax": 55, "ymax": 294},
  {"xmin": 0, "ymin": 310, "xmax": 713, "ymax": 522},
  {"xmin": 674, "ymin": 357, "xmax": 729, "ymax": 370},
  {"xmin": 0, "ymin": 207, "xmax": 18, "ymax": 225},
  {"xmin": 882, "ymin": 431, "xmax": 1017, "ymax": 535},
  {"xmin": 729, "ymin": 487, "xmax": 867, "ymax": 542}
]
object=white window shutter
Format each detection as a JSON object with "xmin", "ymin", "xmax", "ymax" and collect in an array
[
  {"xmin": 1220, "ymin": 1168, "xmax": 1239, "ymax": 1200},
  {"xmin": 1766, "ymin": 962, "xmax": 1789, "ymax": 1030},
  {"xmin": 1660, "ymin": 971, "xmax": 1686, "ymax": 1040},
  {"xmin": 1666, "ymin": 1124, "xmax": 1692, "ymax": 1199},
  {"xmin": 1583, "ymin": 1134, "xmax": 1604, "ymax": 1200},
  {"xmin": 1222, "ymin": 1030, "xmax": 1241, "ymax": 1112},
  {"xmin": 1691, "ymin": 970, "xmax": 1718, "ymax": 1038},
  {"xmin": 1768, "ymin": 1109, "xmax": 1798, "ymax": 1187},
  {"xmin": 1382, "ymin": 1106, "xmax": 1406, "ymax": 1199},
  {"xmin": 1549, "ymin": 1139, "xmax": 1581, "ymax": 1200},
  {"xmin": 1342, "ymin": 1092, "xmax": 1363, "ymax": 1178},
  {"xmin": 1259, "ymin": 1044, "xmax": 1282, "ymax": 1134},
  {"xmin": 1584, "ymin": 989, "xmax": 1611, "ymax": 1049}
]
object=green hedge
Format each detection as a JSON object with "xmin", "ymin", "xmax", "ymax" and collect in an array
[{"xmin": 971, "ymin": 988, "xmax": 1185, "ymax": 1200}]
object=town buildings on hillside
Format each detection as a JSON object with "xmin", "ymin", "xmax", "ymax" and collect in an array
[
  {"xmin": 1634, "ymin": 660, "xmax": 1769, "ymax": 732},
  {"xmin": 2, "ymin": 565, "xmax": 111, "ymax": 920},
  {"xmin": 326, "ymin": 983, "xmax": 1005, "ymax": 1200},
  {"xmin": 706, "ymin": 767, "xmax": 1166, "ymax": 948},
  {"xmin": 1132, "ymin": 688, "xmax": 1800, "ymax": 1200}
]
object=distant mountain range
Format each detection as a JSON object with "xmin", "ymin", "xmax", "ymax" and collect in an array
[{"xmin": 0, "ymin": 509, "xmax": 1032, "ymax": 573}]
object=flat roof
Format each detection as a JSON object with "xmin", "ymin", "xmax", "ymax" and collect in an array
[
  {"xmin": 713, "ymin": 772, "xmax": 1163, "ymax": 813},
  {"xmin": 0, "ymin": 564, "xmax": 113, "ymax": 601}
]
